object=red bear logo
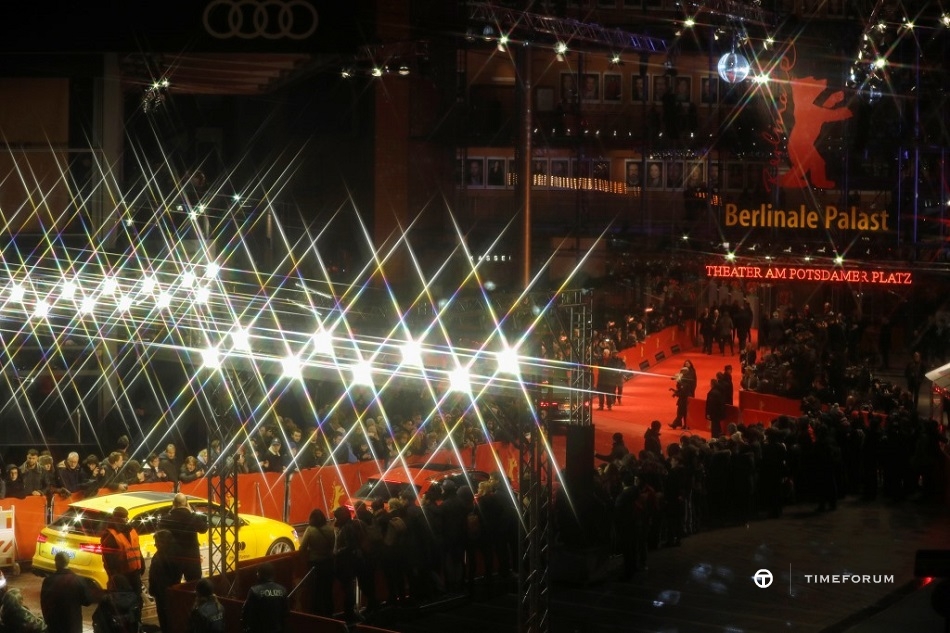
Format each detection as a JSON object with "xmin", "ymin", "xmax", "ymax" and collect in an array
[{"xmin": 781, "ymin": 77, "xmax": 852, "ymax": 189}]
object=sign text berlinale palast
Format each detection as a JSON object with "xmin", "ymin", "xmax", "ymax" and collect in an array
[{"xmin": 724, "ymin": 203, "xmax": 889, "ymax": 231}]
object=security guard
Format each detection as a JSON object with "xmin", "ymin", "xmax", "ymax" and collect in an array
[{"xmin": 100, "ymin": 506, "xmax": 145, "ymax": 597}]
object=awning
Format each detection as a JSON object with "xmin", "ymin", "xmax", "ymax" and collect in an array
[{"xmin": 925, "ymin": 362, "xmax": 950, "ymax": 391}]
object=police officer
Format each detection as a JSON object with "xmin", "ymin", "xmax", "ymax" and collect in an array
[
  {"xmin": 100, "ymin": 506, "xmax": 144, "ymax": 597},
  {"xmin": 241, "ymin": 562, "xmax": 289, "ymax": 633}
]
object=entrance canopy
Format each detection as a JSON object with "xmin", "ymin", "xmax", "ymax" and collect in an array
[{"xmin": 925, "ymin": 362, "xmax": 950, "ymax": 392}]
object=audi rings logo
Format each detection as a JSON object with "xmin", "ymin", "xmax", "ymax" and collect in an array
[
  {"xmin": 203, "ymin": 0, "xmax": 318, "ymax": 40},
  {"xmin": 753, "ymin": 569, "xmax": 774, "ymax": 589}
]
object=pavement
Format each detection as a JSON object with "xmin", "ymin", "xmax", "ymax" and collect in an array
[{"xmin": 378, "ymin": 493, "xmax": 949, "ymax": 633}]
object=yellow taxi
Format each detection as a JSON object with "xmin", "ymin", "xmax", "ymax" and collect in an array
[{"xmin": 31, "ymin": 490, "xmax": 298, "ymax": 589}]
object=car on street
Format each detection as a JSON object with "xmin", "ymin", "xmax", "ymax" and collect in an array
[{"xmin": 31, "ymin": 490, "xmax": 298, "ymax": 589}]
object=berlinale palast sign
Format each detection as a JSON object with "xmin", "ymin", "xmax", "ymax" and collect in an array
[
  {"xmin": 705, "ymin": 265, "xmax": 912, "ymax": 285},
  {"xmin": 724, "ymin": 204, "xmax": 890, "ymax": 231}
]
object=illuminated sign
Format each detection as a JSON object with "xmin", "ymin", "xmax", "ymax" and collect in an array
[
  {"xmin": 724, "ymin": 204, "xmax": 890, "ymax": 231},
  {"xmin": 705, "ymin": 265, "xmax": 912, "ymax": 285}
]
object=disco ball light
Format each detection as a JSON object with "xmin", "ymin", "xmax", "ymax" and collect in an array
[{"xmin": 718, "ymin": 52, "xmax": 751, "ymax": 84}]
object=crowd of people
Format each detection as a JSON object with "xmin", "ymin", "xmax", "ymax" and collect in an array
[{"xmin": 583, "ymin": 374, "xmax": 946, "ymax": 578}]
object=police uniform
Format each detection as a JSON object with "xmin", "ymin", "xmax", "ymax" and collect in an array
[{"xmin": 241, "ymin": 578, "xmax": 289, "ymax": 633}]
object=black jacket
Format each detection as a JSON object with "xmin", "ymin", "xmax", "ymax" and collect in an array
[
  {"xmin": 159, "ymin": 507, "xmax": 208, "ymax": 559},
  {"xmin": 40, "ymin": 569, "xmax": 94, "ymax": 633},
  {"xmin": 241, "ymin": 581, "xmax": 288, "ymax": 633}
]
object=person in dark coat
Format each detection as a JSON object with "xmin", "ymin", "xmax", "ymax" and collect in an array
[
  {"xmin": 595, "ymin": 433, "xmax": 630, "ymax": 463},
  {"xmin": 720, "ymin": 365, "xmax": 735, "ymax": 407},
  {"xmin": 644, "ymin": 421, "xmax": 663, "ymax": 457},
  {"xmin": 2, "ymin": 464, "xmax": 26, "ymax": 499},
  {"xmin": 188, "ymin": 578, "xmax": 225, "ymax": 633},
  {"xmin": 669, "ymin": 370, "xmax": 692, "ymax": 430},
  {"xmin": 904, "ymin": 351, "xmax": 925, "ymax": 408},
  {"xmin": 148, "ymin": 530, "xmax": 179, "ymax": 633},
  {"xmin": 92, "ymin": 575, "xmax": 141, "ymax": 633},
  {"xmin": 595, "ymin": 349, "xmax": 622, "ymax": 410},
  {"xmin": 439, "ymin": 480, "xmax": 466, "ymax": 593},
  {"xmin": 241, "ymin": 562, "xmax": 289, "ymax": 633},
  {"xmin": 331, "ymin": 507, "xmax": 363, "ymax": 623},
  {"xmin": 55, "ymin": 452, "xmax": 85, "ymax": 495},
  {"xmin": 298, "ymin": 508, "xmax": 336, "ymax": 618},
  {"xmin": 40, "ymin": 551, "xmax": 95, "ymax": 633},
  {"xmin": 705, "ymin": 379, "xmax": 726, "ymax": 438},
  {"xmin": 158, "ymin": 493, "xmax": 209, "ymax": 582},
  {"xmin": 613, "ymin": 470, "xmax": 643, "ymax": 579}
]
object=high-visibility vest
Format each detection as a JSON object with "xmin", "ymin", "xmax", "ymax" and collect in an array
[{"xmin": 104, "ymin": 527, "xmax": 143, "ymax": 573}]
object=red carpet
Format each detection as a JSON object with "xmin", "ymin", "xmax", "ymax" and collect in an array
[{"xmin": 588, "ymin": 342, "xmax": 744, "ymax": 458}]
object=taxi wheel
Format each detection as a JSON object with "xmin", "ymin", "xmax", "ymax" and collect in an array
[{"xmin": 265, "ymin": 538, "xmax": 295, "ymax": 556}]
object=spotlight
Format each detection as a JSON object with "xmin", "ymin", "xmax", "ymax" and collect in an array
[
  {"xmin": 448, "ymin": 366, "xmax": 472, "ymax": 395},
  {"xmin": 32, "ymin": 300, "xmax": 50, "ymax": 319},
  {"xmin": 231, "ymin": 327, "xmax": 251, "ymax": 352},
  {"xmin": 873, "ymin": 57, "xmax": 887, "ymax": 69},
  {"xmin": 497, "ymin": 34, "xmax": 509, "ymax": 52},
  {"xmin": 482, "ymin": 24, "xmax": 495, "ymax": 41},
  {"xmin": 555, "ymin": 41, "xmax": 567, "ymax": 61},
  {"xmin": 683, "ymin": 17, "xmax": 695, "ymax": 28},
  {"xmin": 341, "ymin": 69, "xmax": 352, "ymax": 79},
  {"xmin": 205, "ymin": 262, "xmax": 220, "ymax": 279},
  {"xmin": 398, "ymin": 64, "xmax": 410, "ymax": 76},
  {"xmin": 61, "ymin": 280, "xmax": 77, "ymax": 300},
  {"xmin": 610, "ymin": 53, "xmax": 622, "ymax": 66},
  {"xmin": 181, "ymin": 271, "xmax": 197, "ymax": 288},
  {"xmin": 400, "ymin": 340, "xmax": 423, "ymax": 367},
  {"xmin": 372, "ymin": 66, "xmax": 383, "ymax": 77},
  {"xmin": 312, "ymin": 329, "xmax": 333, "ymax": 355},
  {"xmin": 80, "ymin": 296, "xmax": 96, "ymax": 314},
  {"xmin": 8, "ymin": 284, "xmax": 25, "ymax": 303},
  {"xmin": 352, "ymin": 361, "xmax": 373, "ymax": 386},
  {"xmin": 201, "ymin": 347, "xmax": 221, "ymax": 370},
  {"xmin": 496, "ymin": 347, "xmax": 520, "ymax": 375},
  {"xmin": 942, "ymin": 13, "xmax": 950, "ymax": 27},
  {"xmin": 156, "ymin": 292, "xmax": 172, "ymax": 309},
  {"xmin": 117, "ymin": 295, "xmax": 133, "ymax": 312},
  {"xmin": 194, "ymin": 286, "xmax": 211, "ymax": 304},
  {"xmin": 281, "ymin": 355, "xmax": 302, "ymax": 380},
  {"xmin": 102, "ymin": 277, "xmax": 118, "ymax": 295}
]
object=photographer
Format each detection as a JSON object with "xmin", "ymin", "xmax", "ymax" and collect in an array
[{"xmin": 668, "ymin": 372, "xmax": 691, "ymax": 430}]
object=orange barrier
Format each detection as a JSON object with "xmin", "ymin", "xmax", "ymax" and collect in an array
[
  {"xmin": 738, "ymin": 390, "xmax": 802, "ymax": 418},
  {"xmin": 616, "ymin": 323, "xmax": 694, "ymax": 374},
  {"xmin": 11, "ymin": 495, "xmax": 46, "ymax": 561}
]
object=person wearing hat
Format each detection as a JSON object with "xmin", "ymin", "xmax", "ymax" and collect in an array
[
  {"xmin": 261, "ymin": 438, "xmax": 287, "ymax": 473},
  {"xmin": 595, "ymin": 433, "xmax": 630, "ymax": 463},
  {"xmin": 100, "ymin": 506, "xmax": 145, "ymax": 598}
]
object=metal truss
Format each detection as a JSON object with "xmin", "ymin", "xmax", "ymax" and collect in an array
[
  {"xmin": 559, "ymin": 290, "xmax": 593, "ymax": 428},
  {"xmin": 206, "ymin": 369, "xmax": 248, "ymax": 595},
  {"xmin": 469, "ymin": 2, "xmax": 668, "ymax": 54},
  {"xmin": 517, "ymin": 289, "xmax": 592, "ymax": 633},
  {"xmin": 685, "ymin": 0, "xmax": 771, "ymax": 25}
]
